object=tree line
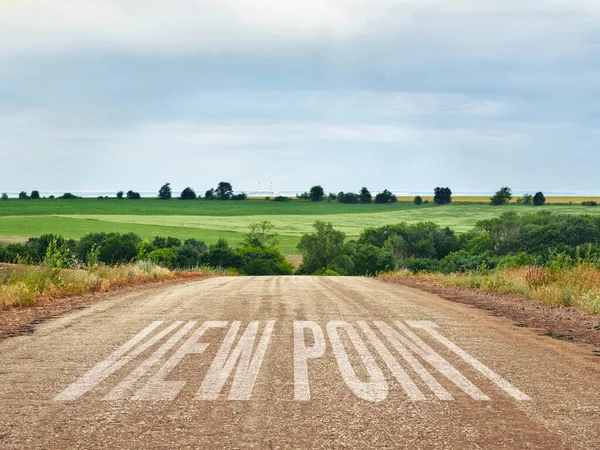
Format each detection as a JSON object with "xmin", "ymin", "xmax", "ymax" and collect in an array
[
  {"xmin": 3, "ymin": 211, "xmax": 600, "ymax": 277},
  {"xmin": 3, "ymin": 185, "xmax": 598, "ymax": 207}
]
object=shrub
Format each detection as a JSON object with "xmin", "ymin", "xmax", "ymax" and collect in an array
[
  {"xmin": 204, "ymin": 188, "xmax": 215, "ymax": 200},
  {"xmin": 126, "ymin": 190, "xmax": 141, "ymax": 200},
  {"xmin": 179, "ymin": 187, "xmax": 197, "ymax": 200},
  {"xmin": 59, "ymin": 192, "xmax": 80, "ymax": 199},
  {"xmin": 490, "ymin": 187, "xmax": 512, "ymax": 205},
  {"xmin": 30, "ymin": 190, "xmax": 40, "ymax": 199},
  {"xmin": 414, "ymin": 195, "xmax": 423, "ymax": 205},
  {"xmin": 116, "ymin": 191, "xmax": 124, "ymax": 199},
  {"xmin": 399, "ymin": 257, "xmax": 441, "ymax": 273},
  {"xmin": 76, "ymin": 232, "xmax": 141, "ymax": 265},
  {"xmin": 375, "ymin": 189, "xmax": 397, "ymax": 204},
  {"xmin": 272, "ymin": 196, "xmax": 290, "ymax": 202},
  {"xmin": 231, "ymin": 193, "xmax": 247, "ymax": 201},
  {"xmin": 296, "ymin": 192, "xmax": 310, "ymax": 200},
  {"xmin": 359, "ymin": 187, "xmax": 372, "ymax": 204},
  {"xmin": 203, "ymin": 239, "xmax": 241, "ymax": 268},
  {"xmin": 18, "ymin": 191, "xmax": 28, "ymax": 199},
  {"xmin": 237, "ymin": 246, "xmax": 293, "ymax": 275},
  {"xmin": 175, "ymin": 239, "xmax": 208, "ymax": 268},
  {"xmin": 158, "ymin": 183, "xmax": 172, "ymax": 200},
  {"xmin": 147, "ymin": 248, "xmax": 177, "ymax": 268},
  {"xmin": 327, "ymin": 192, "xmax": 338, "ymax": 202},
  {"xmin": 350, "ymin": 243, "xmax": 395, "ymax": 276},
  {"xmin": 309, "ymin": 185, "xmax": 325, "ymax": 202},
  {"xmin": 533, "ymin": 192, "xmax": 546, "ymax": 206},
  {"xmin": 582, "ymin": 201, "xmax": 597, "ymax": 207},
  {"xmin": 433, "ymin": 187, "xmax": 452, "ymax": 205},
  {"xmin": 521, "ymin": 194, "xmax": 533, "ymax": 205},
  {"xmin": 1, "ymin": 193, "xmax": 7, "ymax": 200},
  {"xmin": 338, "ymin": 192, "xmax": 359, "ymax": 204}
]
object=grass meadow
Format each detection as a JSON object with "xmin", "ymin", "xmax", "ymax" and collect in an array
[{"xmin": 2, "ymin": 198, "xmax": 600, "ymax": 255}]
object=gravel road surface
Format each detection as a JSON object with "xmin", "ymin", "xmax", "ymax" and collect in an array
[{"xmin": 0, "ymin": 276, "xmax": 598, "ymax": 449}]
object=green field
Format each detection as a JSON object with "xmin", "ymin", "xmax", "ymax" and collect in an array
[{"xmin": 2, "ymin": 199, "xmax": 600, "ymax": 254}]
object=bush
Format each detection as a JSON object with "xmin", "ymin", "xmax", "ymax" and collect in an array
[
  {"xmin": 359, "ymin": 187, "xmax": 372, "ymax": 204},
  {"xmin": 179, "ymin": 187, "xmax": 197, "ymax": 200},
  {"xmin": 521, "ymin": 194, "xmax": 533, "ymax": 205},
  {"xmin": 374, "ymin": 189, "xmax": 397, "ymax": 204},
  {"xmin": 175, "ymin": 239, "xmax": 208, "ymax": 268},
  {"xmin": 414, "ymin": 195, "xmax": 423, "ymax": 205},
  {"xmin": 231, "ymin": 193, "xmax": 247, "ymax": 201},
  {"xmin": 30, "ymin": 190, "xmax": 40, "ymax": 199},
  {"xmin": 204, "ymin": 188, "xmax": 215, "ymax": 200},
  {"xmin": 433, "ymin": 187, "xmax": 452, "ymax": 205},
  {"xmin": 533, "ymin": 192, "xmax": 546, "ymax": 206},
  {"xmin": 582, "ymin": 201, "xmax": 597, "ymax": 207},
  {"xmin": 399, "ymin": 257, "xmax": 441, "ymax": 273},
  {"xmin": 147, "ymin": 248, "xmax": 177, "ymax": 268},
  {"xmin": 158, "ymin": 183, "xmax": 172, "ymax": 200},
  {"xmin": 18, "ymin": 191, "xmax": 28, "ymax": 199},
  {"xmin": 59, "ymin": 192, "xmax": 80, "ymax": 199},
  {"xmin": 296, "ymin": 192, "xmax": 310, "ymax": 200},
  {"xmin": 237, "ymin": 246, "xmax": 293, "ymax": 275},
  {"xmin": 203, "ymin": 239, "xmax": 241, "ymax": 268},
  {"xmin": 76, "ymin": 232, "xmax": 141, "ymax": 265},
  {"xmin": 309, "ymin": 185, "xmax": 325, "ymax": 202},
  {"xmin": 490, "ymin": 187, "xmax": 512, "ymax": 205},
  {"xmin": 350, "ymin": 243, "xmax": 396, "ymax": 276},
  {"xmin": 1, "ymin": 193, "xmax": 8, "ymax": 200},
  {"xmin": 126, "ymin": 190, "xmax": 141, "ymax": 200},
  {"xmin": 116, "ymin": 191, "xmax": 124, "ymax": 199},
  {"xmin": 272, "ymin": 196, "xmax": 290, "ymax": 202},
  {"xmin": 338, "ymin": 192, "xmax": 359, "ymax": 204}
]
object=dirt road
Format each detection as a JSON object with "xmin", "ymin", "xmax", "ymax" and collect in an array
[{"xmin": 1, "ymin": 276, "xmax": 599, "ymax": 449}]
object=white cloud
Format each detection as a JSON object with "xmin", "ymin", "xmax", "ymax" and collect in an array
[{"xmin": 1, "ymin": 0, "xmax": 598, "ymax": 56}]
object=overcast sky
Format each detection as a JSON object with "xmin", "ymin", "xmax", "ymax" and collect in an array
[{"xmin": 1, "ymin": 0, "xmax": 599, "ymax": 194}]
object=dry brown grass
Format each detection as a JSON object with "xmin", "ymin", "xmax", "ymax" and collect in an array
[
  {"xmin": 379, "ymin": 264, "xmax": 600, "ymax": 315},
  {"xmin": 0, "ymin": 262, "xmax": 214, "ymax": 308}
]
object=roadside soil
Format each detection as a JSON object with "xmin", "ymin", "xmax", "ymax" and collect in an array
[{"xmin": 380, "ymin": 276, "xmax": 600, "ymax": 351}]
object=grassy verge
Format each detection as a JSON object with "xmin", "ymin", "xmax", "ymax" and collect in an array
[
  {"xmin": 379, "ymin": 265, "xmax": 600, "ymax": 315},
  {"xmin": 0, "ymin": 263, "xmax": 218, "ymax": 308}
]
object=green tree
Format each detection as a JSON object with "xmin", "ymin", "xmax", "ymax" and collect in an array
[
  {"xmin": 490, "ymin": 187, "xmax": 513, "ymax": 205},
  {"xmin": 158, "ymin": 183, "xmax": 172, "ymax": 200},
  {"xmin": 1, "ymin": 193, "xmax": 8, "ymax": 200},
  {"xmin": 297, "ymin": 221, "xmax": 348, "ymax": 274},
  {"xmin": 521, "ymin": 194, "xmax": 533, "ymax": 205},
  {"xmin": 204, "ymin": 188, "xmax": 215, "ymax": 200},
  {"xmin": 375, "ymin": 189, "xmax": 397, "ymax": 204},
  {"xmin": 414, "ymin": 195, "xmax": 423, "ymax": 205},
  {"xmin": 126, "ymin": 190, "xmax": 141, "ymax": 200},
  {"xmin": 30, "ymin": 190, "xmax": 40, "ymax": 199},
  {"xmin": 216, "ymin": 182, "xmax": 234, "ymax": 200},
  {"xmin": 116, "ymin": 191, "xmax": 124, "ymax": 199},
  {"xmin": 533, "ymin": 192, "xmax": 546, "ymax": 206},
  {"xmin": 179, "ymin": 187, "xmax": 197, "ymax": 200},
  {"xmin": 433, "ymin": 187, "xmax": 452, "ymax": 205},
  {"xmin": 359, "ymin": 187, "xmax": 372, "ymax": 204},
  {"xmin": 309, "ymin": 185, "xmax": 325, "ymax": 202},
  {"xmin": 147, "ymin": 248, "xmax": 177, "ymax": 268},
  {"xmin": 18, "ymin": 191, "xmax": 28, "ymax": 199},
  {"xmin": 241, "ymin": 221, "xmax": 279, "ymax": 249}
]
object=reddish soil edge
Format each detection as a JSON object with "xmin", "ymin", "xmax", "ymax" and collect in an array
[
  {"xmin": 0, "ymin": 274, "xmax": 212, "ymax": 341},
  {"xmin": 379, "ymin": 277, "xmax": 600, "ymax": 352}
]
